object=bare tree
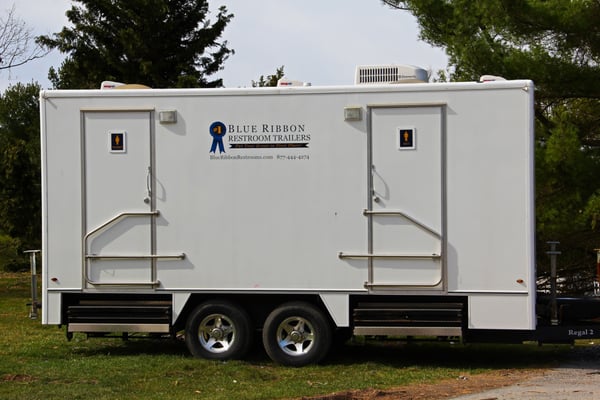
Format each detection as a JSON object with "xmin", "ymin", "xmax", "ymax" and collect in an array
[
  {"xmin": 381, "ymin": 0, "xmax": 408, "ymax": 10},
  {"xmin": 0, "ymin": 4, "xmax": 48, "ymax": 72}
]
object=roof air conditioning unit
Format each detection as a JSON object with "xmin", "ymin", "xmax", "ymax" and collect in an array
[{"xmin": 355, "ymin": 64, "xmax": 428, "ymax": 85}]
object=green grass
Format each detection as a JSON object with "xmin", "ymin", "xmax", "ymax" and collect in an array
[{"xmin": 0, "ymin": 272, "xmax": 573, "ymax": 400}]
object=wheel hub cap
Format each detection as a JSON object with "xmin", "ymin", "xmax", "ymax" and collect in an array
[
  {"xmin": 290, "ymin": 330, "xmax": 303, "ymax": 342},
  {"xmin": 210, "ymin": 328, "xmax": 224, "ymax": 340}
]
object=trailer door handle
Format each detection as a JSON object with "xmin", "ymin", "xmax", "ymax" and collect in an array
[{"xmin": 145, "ymin": 166, "xmax": 152, "ymax": 203}]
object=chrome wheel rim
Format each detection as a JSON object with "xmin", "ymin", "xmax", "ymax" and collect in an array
[
  {"xmin": 275, "ymin": 316, "xmax": 315, "ymax": 356},
  {"xmin": 198, "ymin": 313, "xmax": 236, "ymax": 354}
]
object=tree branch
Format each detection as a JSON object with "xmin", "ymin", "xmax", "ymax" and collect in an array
[
  {"xmin": 381, "ymin": 0, "xmax": 409, "ymax": 11},
  {"xmin": 0, "ymin": 4, "xmax": 49, "ymax": 72}
]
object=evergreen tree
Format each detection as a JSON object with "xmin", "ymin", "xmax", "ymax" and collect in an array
[
  {"xmin": 38, "ymin": 0, "xmax": 234, "ymax": 89},
  {"xmin": 0, "ymin": 82, "xmax": 41, "ymax": 269},
  {"xmin": 252, "ymin": 66, "xmax": 285, "ymax": 87},
  {"xmin": 385, "ymin": 0, "xmax": 600, "ymax": 293}
]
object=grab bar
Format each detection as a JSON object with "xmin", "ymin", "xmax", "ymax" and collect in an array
[
  {"xmin": 83, "ymin": 210, "xmax": 184, "ymax": 287},
  {"xmin": 363, "ymin": 209, "xmax": 441, "ymax": 239},
  {"xmin": 84, "ymin": 211, "xmax": 159, "ymax": 246},
  {"xmin": 338, "ymin": 252, "xmax": 440, "ymax": 260}
]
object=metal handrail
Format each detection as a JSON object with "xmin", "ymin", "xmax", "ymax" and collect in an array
[
  {"xmin": 363, "ymin": 209, "xmax": 441, "ymax": 240},
  {"xmin": 84, "ymin": 211, "xmax": 159, "ymax": 246},
  {"xmin": 338, "ymin": 252, "xmax": 440, "ymax": 260},
  {"xmin": 338, "ymin": 209, "xmax": 442, "ymax": 260},
  {"xmin": 86, "ymin": 254, "xmax": 185, "ymax": 260},
  {"xmin": 85, "ymin": 278, "xmax": 161, "ymax": 287},
  {"xmin": 338, "ymin": 209, "xmax": 444, "ymax": 288},
  {"xmin": 83, "ymin": 210, "xmax": 184, "ymax": 287},
  {"xmin": 340, "ymin": 209, "xmax": 442, "ymax": 260}
]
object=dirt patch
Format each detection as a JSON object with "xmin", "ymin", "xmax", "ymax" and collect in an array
[
  {"xmin": 295, "ymin": 369, "xmax": 543, "ymax": 400},
  {"xmin": 2, "ymin": 374, "xmax": 37, "ymax": 383}
]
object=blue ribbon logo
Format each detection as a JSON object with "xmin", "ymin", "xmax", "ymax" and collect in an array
[{"xmin": 209, "ymin": 121, "xmax": 227, "ymax": 153}]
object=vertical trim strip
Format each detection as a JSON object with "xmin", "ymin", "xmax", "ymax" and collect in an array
[
  {"xmin": 440, "ymin": 105, "xmax": 448, "ymax": 292},
  {"xmin": 149, "ymin": 111, "xmax": 157, "ymax": 284},
  {"xmin": 366, "ymin": 107, "xmax": 374, "ymax": 285},
  {"xmin": 80, "ymin": 112, "xmax": 87, "ymax": 290}
]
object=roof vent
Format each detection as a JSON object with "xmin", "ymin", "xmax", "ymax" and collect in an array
[
  {"xmin": 355, "ymin": 64, "xmax": 428, "ymax": 85},
  {"xmin": 479, "ymin": 75, "xmax": 506, "ymax": 82},
  {"xmin": 100, "ymin": 81, "xmax": 151, "ymax": 89},
  {"xmin": 277, "ymin": 77, "xmax": 311, "ymax": 87},
  {"xmin": 101, "ymin": 81, "xmax": 125, "ymax": 89}
]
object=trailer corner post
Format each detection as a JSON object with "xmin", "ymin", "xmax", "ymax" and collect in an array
[{"xmin": 546, "ymin": 241, "xmax": 561, "ymax": 325}]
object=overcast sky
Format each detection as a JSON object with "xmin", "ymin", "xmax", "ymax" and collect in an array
[{"xmin": 0, "ymin": 0, "xmax": 448, "ymax": 90}]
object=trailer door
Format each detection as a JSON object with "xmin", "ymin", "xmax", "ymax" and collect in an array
[
  {"xmin": 368, "ymin": 105, "xmax": 445, "ymax": 290},
  {"xmin": 82, "ymin": 110, "xmax": 156, "ymax": 287}
]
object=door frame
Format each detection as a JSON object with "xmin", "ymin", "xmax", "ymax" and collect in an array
[
  {"xmin": 366, "ymin": 103, "xmax": 448, "ymax": 293},
  {"xmin": 80, "ymin": 107, "xmax": 158, "ymax": 288}
]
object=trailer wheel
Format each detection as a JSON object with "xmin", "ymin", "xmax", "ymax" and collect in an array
[
  {"xmin": 185, "ymin": 301, "xmax": 252, "ymax": 360},
  {"xmin": 262, "ymin": 302, "xmax": 332, "ymax": 366}
]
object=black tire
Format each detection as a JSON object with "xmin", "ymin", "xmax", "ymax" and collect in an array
[
  {"xmin": 262, "ymin": 302, "xmax": 332, "ymax": 366},
  {"xmin": 185, "ymin": 301, "xmax": 252, "ymax": 360}
]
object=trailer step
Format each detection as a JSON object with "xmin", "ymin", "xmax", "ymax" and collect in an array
[
  {"xmin": 354, "ymin": 326, "xmax": 462, "ymax": 337},
  {"xmin": 68, "ymin": 304, "xmax": 171, "ymax": 323},
  {"xmin": 64, "ymin": 294, "xmax": 172, "ymax": 333},
  {"xmin": 68, "ymin": 323, "xmax": 170, "ymax": 333},
  {"xmin": 353, "ymin": 302, "xmax": 464, "ymax": 335}
]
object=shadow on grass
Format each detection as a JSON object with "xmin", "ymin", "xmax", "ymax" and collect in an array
[
  {"xmin": 326, "ymin": 339, "xmax": 571, "ymax": 370},
  {"xmin": 66, "ymin": 334, "xmax": 190, "ymax": 357},
  {"xmin": 68, "ymin": 333, "xmax": 573, "ymax": 371}
]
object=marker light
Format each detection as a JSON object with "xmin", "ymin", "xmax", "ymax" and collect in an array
[{"xmin": 344, "ymin": 106, "xmax": 362, "ymax": 121}]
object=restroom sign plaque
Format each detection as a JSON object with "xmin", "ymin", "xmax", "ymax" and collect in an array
[
  {"xmin": 398, "ymin": 127, "xmax": 415, "ymax": 150},
  {"xmin": 110, "ymin": 131, "xmax": 126, "ymax": 153}
]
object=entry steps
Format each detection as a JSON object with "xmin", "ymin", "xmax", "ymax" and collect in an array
[
  {"xmin": 353, "ymin": 301, "xmax": 464, "ymax": 337},
  {"xmin": 65, "ymin": 294, "xmax": 172, "ymax": 334}
]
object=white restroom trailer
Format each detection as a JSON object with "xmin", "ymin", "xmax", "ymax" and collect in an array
[{"xmin": 40, "ymin": 77, "xmax": 538, "ymax": 366}]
